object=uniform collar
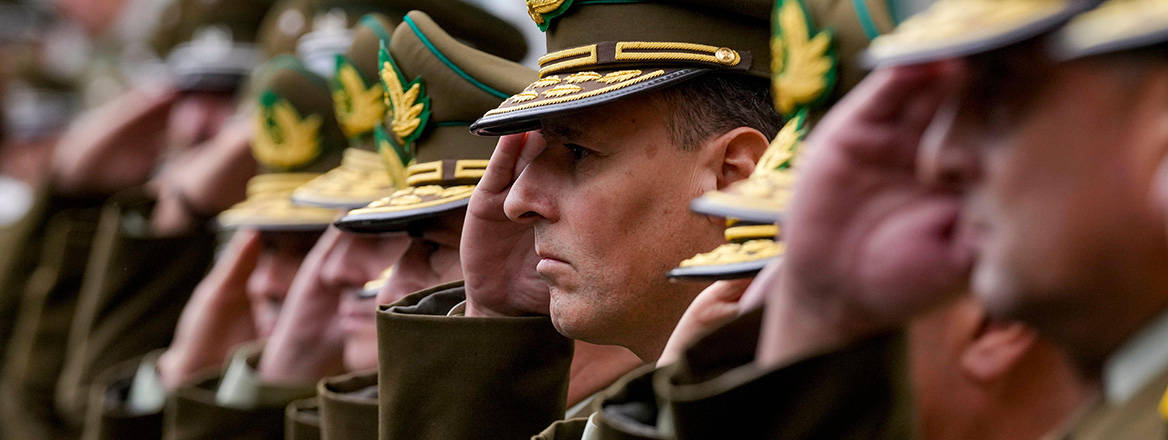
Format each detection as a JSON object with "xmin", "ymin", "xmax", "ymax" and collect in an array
[{"xmin": 1103, "ymin": 307, "xmax": 1168, "ymax": 403}]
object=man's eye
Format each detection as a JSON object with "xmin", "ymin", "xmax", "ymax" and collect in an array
[
  {"xmin": 421, "ymin": 239, "xmax": 440, "ymax": 253},
  {"xmin": 564, "ymin": 143, "xmax": 592, "ymax": 161}
]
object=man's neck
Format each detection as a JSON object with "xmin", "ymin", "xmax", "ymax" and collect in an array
[{"xmin": 567, "ymin": 341, "xmax": 645, "ymax": 407}]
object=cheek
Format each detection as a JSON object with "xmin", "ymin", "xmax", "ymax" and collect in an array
[
  {"xmin": 343, "ymin": 332, "xmax": 379, "ymax": 371},
  {"xmin": 253, "ymin": 305, "xmax": 280, "ymax": 338}
]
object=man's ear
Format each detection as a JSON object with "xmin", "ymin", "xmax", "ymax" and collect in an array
[
  {"xmin": 709, "ymin": 127, "xmax": 770, "ymax": 189},
  {"xmin": 960, "ymin": 318, "xmax": 1038, "ymax": 384}
]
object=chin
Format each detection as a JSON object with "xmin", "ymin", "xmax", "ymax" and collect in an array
[
  {"xmin": 548, "ymin": 294, "xmax": 600, "ymax": 342},
  {"xmin": 343, "ymin": 338, "xmax": 378, "ymax": 372},
  {"xmin": 974, "ymin": 259, "xmax": 1058, "ymax": 327}
]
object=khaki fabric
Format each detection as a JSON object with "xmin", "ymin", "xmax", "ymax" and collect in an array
[
  {"xmin": 1, "ymin": 195, "xmax": 103, "ymax": 439},
  {"xmin": 286, "ymin": 397, "xmax": 322, "ymax": 440},
  {"xmin": 317, "ymin": 370, "xmax": 377, "ymax": 440},
  {"xmin": 166, "ymin": 372, "xmax": 302, "ymax": 440},
  {"xmin": 660, "ymin": 312, "xmax": 912, "ymax": 439},
  {"xmin": 56, "ymin": 189, "xmax": 216, "ymax": 425},
  {"xmin": 153, "ymin": 345, "xmax": 315, "ymax": 440},
  {"xmin": 81, "ymin": 355, "xmax": 165, "ymax": 440},
  {"xmin": 376, "ymin": 281, "xmax": 574, "ymax": 440},
  {"xmin": 0, "ymin": 184, "xmax": 60, "ymax": 378},
  {"xmin": 551, "ymin": 309, "xmax": 913, "ymax": 440},
  {"xmin": 534, "ymin": 418, "xmax": 590, "ymax": 440},
  {"xmin": 1054, "ymin": 369, "xmax": 1168, "ymax": 439}
]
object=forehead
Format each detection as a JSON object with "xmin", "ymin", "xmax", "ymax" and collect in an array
[
  {"xmin": 259, "ymin": 230, "xmax": 322, "ymax": 250},
  {"xmin": 539, "ymin": 96, "xmax": 669, "ymax": 141}
]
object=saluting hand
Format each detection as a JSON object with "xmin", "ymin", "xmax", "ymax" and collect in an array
[
  {"xmin": 257, "ymin": 227, "xmax": 347, "ymax": 383},
  {"xmin": 462, "ymin": 133, "xmax": 551, "ymax": 317},
  {"xmin": 658, "ymin": 278, "xmax": 754, "ymax": 366},
  {"xmin": 157, "ymin": 229, "xmax": 261, "ymax": 390},
  {"xmin": 51, "ymin": 84, "xmax": 179, "ymax": 196},
  {"xmin": 758, "ymin": 63, "xmax": 973, "ymax": 367}
]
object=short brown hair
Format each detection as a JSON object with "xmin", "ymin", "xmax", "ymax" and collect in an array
[{"xmin": 652, "ymin": 72, "xmax": 782, "ymax": 151}]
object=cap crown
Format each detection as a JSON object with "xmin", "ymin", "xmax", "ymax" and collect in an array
[
  {"xmin": 332, "ymin": 14, "xmax": 395, "ymax": 143},
  {"xmin": 529, "ymin": 0, "xmax": 773, "ymax": 78},
  {"xmin": 251, "ymin": 57, "xmax": 347, "ymax": 173},
  {"xmin": 379, "ymin": 11, "xmax": 535, "ymax": 187}
]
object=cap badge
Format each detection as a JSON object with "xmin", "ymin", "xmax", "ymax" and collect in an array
[
  {"xmin": 772, "ymin": 0, "xmax": 837, "ymax": 117},
  {"xmin": 527, "ymin": 0, "xmax": 573, "ymax": 31},
  {"xmin": 379, "ymin": 45, "xmax": 431, "ymax": 152},
  {"xmin": 374, "ymin": 125, "xmax": 414, "ymax": 190},
  {"xmin": 252, "ymin": 91, "xmax": 323, "ymax": 169},
  {"xmin": 755, "ymin": 110, "xmax": 807, "ymax": 174},
  {"xmin": 332, "ymin": 56, "xmax": 387, "ymax": 139}
]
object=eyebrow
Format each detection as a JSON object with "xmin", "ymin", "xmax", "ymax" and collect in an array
[{"xmin": 541, "ymin": 121, "xmax": 585, "ymax": 142}]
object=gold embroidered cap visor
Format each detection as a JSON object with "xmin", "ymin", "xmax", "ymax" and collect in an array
[
  {"xmin": 863, "ymin": 0, "xmax": 1102, "ymax": 68},
  {"xmin": 290, "ymin": 148, "xmax": 398, "ymax": 209},
  {"xmin": 690, "ymin": 171, "xmax": 795, "ymax": 224},
  {"xmin": 358, "ymin": 266, "xmax": 393, "ymax": 298},
  {"xmin": 471, "ymin": 66, "xmax": 712, "ymax": 136},
  {"xmin": 668, "ymin": 224, "xmax": 783, "ymax": 280},
  {"xmin": 690, "ymin": 112, "xmax": 806, "ymax": 223},
  {"xmin": 334, "ymin": 183, "xmax": 476, "ymax": 233},
  {"xmin": 470, "ymin": 0, "xmax": 771, "ymax": 136},
  {"xmin": 1051, "ymin": 0, "xmax": 1168, "ymax": 60},
  {"xmin": 334, "ymin": 11, "xmax": 534, "ymax": 232},
  {"xmin": 217, "ymin": 173, "xmax": 342, "ymax": 231}
]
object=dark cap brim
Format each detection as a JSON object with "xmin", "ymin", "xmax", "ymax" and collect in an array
[
  {"xmin": 690, "ymin": 195, "xmax": 783, "ymax": 225},
  {"xmin": 215, "ymin": 219, "xmax": 331, "ymax": 232},
  {"xmin": 175, "ymin": 72, "xmax": 246, "ymax": 93},
  {"xmin": 334, "ymin": 197, "xmax": 469, "ymax": 233},
  {"xmin": 667, "ymin": 256, "xmax": 777, "ymax": 281},
  {"xmin": 470, "ymin": 68, "xmax": 709, "ymax": 136},
  {"xmin": 863, "ymin": 1, "xmax": 1101, "ymax": 68}
]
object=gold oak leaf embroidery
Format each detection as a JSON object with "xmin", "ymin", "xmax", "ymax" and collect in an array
[
  {"xmin": 333, "ymin": 59, "xmax": 386, "ymax": 138},
  {"xmin": 374, "ymin": 125, "xmax": 413, "ymax": 190},
  {"xmin": 252, "ymin": 92, "xmax": 323, "ymax": 169},
  {"xmin": 527, "ymin": 0, "xmax": 569, "ymax": 27},
  {"xmin": 755, "ymin": 111, "xmax": 807, "ymax": 173},
  {"xmin": 773, "ymin": 0, "xmax": 836, "ymax": 116},
  {"xmin": 379, "ymin": 47, "xmax": 430, "ymax": 150}
]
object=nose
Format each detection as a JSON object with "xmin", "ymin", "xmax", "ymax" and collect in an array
[
  {"xmin": 319, "ymin": 233, "xmax": 368, "ymax": 293},
  {"xmin": 917, "ymin": 97, "xmax": 981, "ymax": 191},
  {"xmin": 244, "ymin": 249, "xmax": 292, "ymax": 305},
  {"xmin": 503, "ymin": 146, "xmax": 559, "ymax": 225}
]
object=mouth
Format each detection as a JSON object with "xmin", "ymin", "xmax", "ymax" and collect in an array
[{"xmin": 534, "ymin": 246, "xmax": 573, "ymax": 279}]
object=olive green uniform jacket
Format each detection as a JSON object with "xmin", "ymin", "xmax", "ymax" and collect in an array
[
  {"xmin": 83, "ymin": 346, "xmax": 371, "ymax": 440},
  {"xmin": 84, "ymin": 346, "xmax": 315, "ymax": 440},
  {"xmin": 377, "ymin": 281, "xmax": 574, "ymax": 440},
  {"xmin": 1, "ymin": 185, "xmax": 104, "ymax": 439},
  {"xmin": 58, "ymin": 190, "xmax": 216, "ymax": 425},
  {"xmin": 1, "ymin": 187, "xmax": 215, "ymax": 439},
  {"xmin": 281, "ymin": 370, "xmax": 382, "ymax": 440},
  {"xmin": 379, "ymin": 282, "xmax": 914, "ymax": 440}
]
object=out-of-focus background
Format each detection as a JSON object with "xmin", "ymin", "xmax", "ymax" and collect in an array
[{"xmin": 0, "ymin": 0, "xmax": 542, "ymax": 228}]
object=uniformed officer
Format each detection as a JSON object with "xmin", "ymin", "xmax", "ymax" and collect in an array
[
  {"xmin": 367, "ymin": 0, "xmax": 785, "ymax": 438},
  {"xmin": 79, "ymin": 55, "xmax": 345, "ymax": 439},
  {"xmin": 0, "ymin": 1, "xmax": 276, "ymax": 437},
  {"xmin": 259, "ymin": 9, "xmax": 537, "ymax": 438},
  {"xmin": 917, "ymin": 1, "xmax": 1168, "ymax": 437},
  {"xmin": 660, "ymin": 0, "xmax": 1111, "ymax": 437}
]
